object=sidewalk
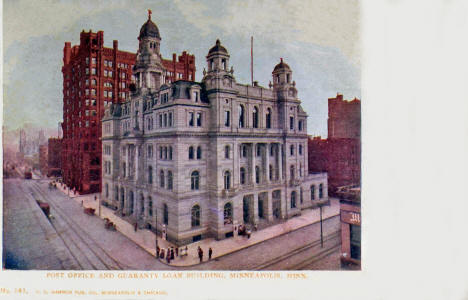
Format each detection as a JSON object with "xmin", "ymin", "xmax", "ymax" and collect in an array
[{"xmin": 54, "ymin": 181, "xmax": 339, "ymax": 267}]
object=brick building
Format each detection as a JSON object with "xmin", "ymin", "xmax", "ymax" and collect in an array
[
  {"xmin": 47, "ymin": 138, "xmax": 62, "ymax": 177},
  {"xmin": 308, "ymin": 94, "xmax": 360, "ymax": 194},
  {"xmin": 61, "ymin": 24, "xmax": 196, "ymax": 194},
  {"xmin": 39, "ymin": 145, "xmax": 48, "ymax": 175}
]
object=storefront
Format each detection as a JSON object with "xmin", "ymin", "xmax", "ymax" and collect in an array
[{"xmin": 338, "ymin": 186, "xmax": 361, "ymax": 269}]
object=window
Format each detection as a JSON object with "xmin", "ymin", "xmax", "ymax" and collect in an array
[
  {"xmin": 191, "ymin": 205, "xmax": 201, "ymax": 227},
  {"xmin": 148, "ymin": 197, "xmax": 153, "ymax": 217},
  {"xmin": 299, "ymin": 145, "xmax": 303, "ymax": 155},
  {"xmin": 319, "ymin": 184, "xmax": 323, "ymax": 198},
  {"xmin": 253, "ymin": 107, "xmax": 259, "ymax": 128},
  {"xmin": 241, "ymin": 145, "xmax": 247, "ymax": 158},
  {"xmin": 290, "ymin": 145, "xmax": 294, "ymax": 156},
  {"xmin": 91, "ymin": 68, "xmax": 96, "ymax": 75},
  {"xmin": 310, "ymin": 185, "xmax": 315, "ymax": 200},
  {"xmin": 148, "ymin": 166, "xmax": 153, "ymax": 184},
  {"xmin": 160, "ymin": 170, "xmax": 165, "ymax": 188},
  {"xmin": 191, "ymin": 171, "xmax": 200, "ymax": 190},
  {"xmin": 290, "ymin": 165, "xmax": 295, "ymax": 180},
  {"xmin": 290, "ymin": 116, "xmax": 294, "ymax": 130},
  {"xmin": 269, "ymin": 165, "xmax": 273, "ymax": 181},
  {"xmin": 163, "ymin": 204, "xmax": 168, "ymax": 225},
  {"xmin": 224, "ymin": 145, "xmax": 230, "ymax": 159},
  {"xmin": 189, "ymin": 112, "xmax": 194, "ymax": 126},
  {"xmin": 238, "ymin": 105, "xmax": 245, "ymax": 128},
  {"xmin": 163, "ymin": 113, "xmax": 167, "ymax": 127},
  {"xmin": 168, "ymin": 112, "xmax": 173, "ymax": 127},
  {"xmin": 291, "ymin": 191, "xmax": 297, "ymax": 208},
  {"xmin": 159, "ymin": 146, "xmax": 163, "ymax": 159},
  {"xmin": 105, "ymin": 183, "xmax": 109, "ymax": 198},
  {"xmin": 266, "ymin": 108, "xmax": 272, "ymax": 128},
  {"xmin": 224, "ymin": 171, "xmax": 231, "ymax": 190},
  {"xmin": 196, "ymin": 146, "xmax": 202, "ymax": 159},
  {"xmin": 256, "ymin": 144, "xmax": 261, "ymax": 157},
  {"xmin": 92, "ymin": 79, "xmax": 97, "ymax": 85},
  {"xmin": 159, "ymin": 115, "xmax": 163, "ymax": 127},
  {"xmin": 298, "ymin": 120, "xmax": 303, "ymax": 131},
  {"xmin": 300, "ymin": 189, "xmax": 303, "ymax": 204},
  {"xmin": 169, "ymin": 146, "xmax": 173, "ymax": 160},
  {"xmin": 164, "ymin": 147, "xmax": 168, "ymax": 160},
  {"xmin": 255, "ymin": 166, "xmax": 260, "ymax": 184},
  {"xmin": 122, "ymin": 162, "xmax": 126, "ymax": 177},
  {"xmin": 270, "ymin": 144, "xmax": 274, "ymax": 157},
  {"xmin": 188, "ymin": 146, "xmax": 194, "ymax": 159},
  {"xmin": 193, "ymin": 91, "xmax": 199, "ymax": 102},
  {"xmin": 224, "ymin": 203, "xmax": 232, "ymax": 224},
  {"xmin": 224, "ymin": 111, "xmax": 230, "ymax": 127},
  {"xmin": 240, "ymin": 167, "xmax": 246, "ymax": 185},
  {"xmin": 196, "ymin": 112, "xmax": 202, "ymax": 126},
  {"xmin": 167, "ymin": 171, "xmax": 173, "ymax": 190}
]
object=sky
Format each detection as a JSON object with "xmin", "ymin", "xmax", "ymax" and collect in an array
[{"xmin": 3, "ymin": 0, "xmax": 360, "ymax": 138}]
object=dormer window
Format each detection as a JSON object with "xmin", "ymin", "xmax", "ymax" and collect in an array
[
  {"xmin": 222, "ymin": 59, "xmax": 226, "ymax": 70},
  {"xmin": 193, "ymin": 91, "xmax": 199, "ymax": 102}
]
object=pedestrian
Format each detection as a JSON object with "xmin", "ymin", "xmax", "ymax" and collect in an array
[
  {"xmin": 166, "ymin": 253, "xmax": 170, "ymax": 263},
  {"xmin": 134, "ymin": 222, "xmax": 138, "ymax": 232},
  {"xmin": 175, "ymin": 247, "xmax": 179, "ymax": 257},
  {"xmin": 170, "ymin": 248, "xmax": 175, "ymax": 260},
  {"xmin": 156, "ymin": 246, "xmax": 160, "ymax": 257},
  {"xmin": 81, "ymin": 200, "xmax": 83, "ymax": 207},
  {"xmin": 160, "ymin": 249, "xmax": 165, "ymax": 259},
  {"xmin": 208, "ymin": 247, "xmax": 213, "ymax": 260},
  {"xmin": 198, "ymin": 248, "xmax": 203, "ymax": 263},
  {"xmin": 94, "ymin": 195, "xmax": 97, "ymax": 201}
]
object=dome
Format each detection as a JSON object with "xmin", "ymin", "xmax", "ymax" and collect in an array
[
  {"xmin": 208, "ymin": 39, "xmax": 228, "ymax": 55},
  {"xmin": 139, "ymin": 16, "xmax": 160, "ymax": 40},
  {"xmin": 273, "ymin": 58, "xmax": 291, "ymax": 72}
]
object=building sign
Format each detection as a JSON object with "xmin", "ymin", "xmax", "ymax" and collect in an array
[{"xmin": 341, "ymin": 210, "xmax": 361, "ymax": 226}]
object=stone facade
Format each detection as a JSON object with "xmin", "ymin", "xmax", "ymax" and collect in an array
[{"xmin": 101, "ymin": 16, "xmax": 328, "ymax": 246}]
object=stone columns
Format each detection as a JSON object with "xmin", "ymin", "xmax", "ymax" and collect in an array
[
  {"xmin": 265, "ymin": 143, "xmax": 270, "ymax": 183},
  {"xmin": 266, "ymin": 191, "xmax": 273, "ymax": 221},
  {"xmin": 253, "ymin": 194, "xmax": 259, "ymax": 224},
  {"xmin": 125, "ymin": 144, "xmax": 129, "ymax": 178},
  {"xmin": 278, "ymin": 143, "xmax": 283, "ymax": 181},
  {"xmin": 250, "ymin": 143, "xmax": 256, "ymax": 185}
]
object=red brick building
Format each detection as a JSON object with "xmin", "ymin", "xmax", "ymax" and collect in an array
[
  {"xmin": 61, "ymin": 24, "xmax": 196, "ymax": 194},
  {"xmin": 308, "ymin": 94, "xmax": 361, "ymax": 194},
  {"xmin": 47, "ymin": 138, "xmax": 62, "ymax": 177},
  {"xmin": 39, "ymin": 145, "xmax": 48, "ymax": 175}
]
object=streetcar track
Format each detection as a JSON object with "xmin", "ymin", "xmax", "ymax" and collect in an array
[
  {"xmin": 253, "ymin": 230, "xmax": 341, "ymax": 270},
  {"xmin": 28, "ymin": 182, "xmax": 127, "ymax": 270}
]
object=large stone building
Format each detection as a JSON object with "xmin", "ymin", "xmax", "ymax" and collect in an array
[
  {"xmin": 101, "ymin": 15, "xmax": 328, "ymax": 245},
  {"xmin": 61, "ymin": 22, "xmax": 195, "ymax": 194},
  {"xmin": 47, "ymin": 138, "xmax": 62, "ymax": 177}
]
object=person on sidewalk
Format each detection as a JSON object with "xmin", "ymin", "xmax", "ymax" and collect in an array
[
  {"xmin": 94, "ymin": 195, "xmax": 97, "ymax": 201},
  {"xmin": 170, "ymin": 248, "xmax": 175, "ymax": 260},
  {"xmin": 175, "ymin": 247, "xmax": 179, "ymax": 257},
  {"xmin": 198, "ymin": 248, "xmax": 203, "ymax": 263},
  {"xmin": 208, "ymin": 248, "xmax": 213, "ymax": 260},
  {"xmin": 160, "ymin": 249, "xmax": 165, "ymax": 259},
  {"xmin": 166, "ymin": 253, "xmax": 170, "ymax": 264},
  {"xmin": 134, "ymin": 222, "xmax": 138, "ymax": 232},
  {"xmin": 156, "ymin": 246, "xmax": 160, "ymax": 258}
]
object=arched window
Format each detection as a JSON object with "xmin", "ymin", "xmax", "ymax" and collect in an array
[
  {"xmin": 168, "ymin": 171, "xmax": 173, "ymax": 190},
  {"xmin": 310, "ymin": 185, "xmax": 315, "ymax": 200},
  {"xmin": 191, "ymin": 171, "xmax": 200, "ymax": 190},
  {"xmin": 224, "ymin": 203, "xmax": 232, "ymax": 224},
  {"xmin": 188, "ymin": 146, "xmax": 194, "ymax": 159},
  {"xmin": 300, "ymin": 189, "xmax": 303, "ymax": 204},
  {"xmin": 253, "ymin": 106, "xmax": 259, "ymax": 128},
  {"xmin": 191, "ymin": 205, "xmax": 201, "ymax": 227},
  {"xmin": 169, "ymin": 146, "xmax": 173, "ymax": 160},
  {"xmin": 266, "ymin": 108, "xmax": 272, "ymax": 128},
  {"xmin": 291, "ymin": 191, "xmax": 296, "ymax": 208},
  {"xmin": 163, "ymin": 203, "xmax": 168, "ymax": 225},
  {"xmin": 225, "ymin": 145, "xmax": 230, "ymax": 159},
  {"xmin": 148, "ymin": 197, "xmax": 153, "ymax": 217},
  {"xmin": 255, "ymin": 166, "xmax": 260, "ymax": 184},
  {"xmin": 160, "ymin": 170, "xmax": 165, "ymax": 188},
  {"xmin": 196, "ymin": 146, "xmax": 202, "ymax": 159},
  {"xmin": 290, "ymin": 144, "xmax": 294, "ymax": 156},
  {"xmin": 164, "ymin": 146, "xmax": 167, "ymax": 160},
  {"xmin": 319, "ymin": 184, "xmax": 323, "ymax": 199},
  {"xmin": 299, "ymin": 144, "xmax": 303, "ymax": 155},
  {"xmin": 238, "ymin": 105, "xmax": 245, "ymax": 128},
  {"xmin": 148, "ymin": 166, "xmax": 153, "ymax": 184},
  {"xmin": 240, "ymin": 167, "xmax": 246, "ymax": 185},
  {"xmin": 269, "ymin": 165, "xmax": 273, "ymax": 181},
  {"xmin": 290, "ymin": 165, "xmax": 295, "ymax": 180},
  {"xmin": 224, "ymin": 171, "xmax": 231, "ymax": 190}
]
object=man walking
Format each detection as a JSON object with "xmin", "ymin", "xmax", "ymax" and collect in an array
[
  {"xmin": 198, "ymin": 247, "xmax": 203, "ymax": 263},
  {"xmin": 208, "ymin": 247, "xmax": 213, "ymax": 260}
]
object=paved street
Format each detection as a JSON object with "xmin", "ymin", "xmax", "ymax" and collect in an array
[{"xmin": 3, "ymin": 178, "xmax": 341, "ymax": 270}]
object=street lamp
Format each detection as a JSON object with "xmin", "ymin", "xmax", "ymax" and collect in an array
[
  {"xmin": 318, "ymin": 202, "xmax": 325, "ymax": 248},
  {"xmin": 155, "ymin": 207, "xmax": 159, "ymax": 258}
]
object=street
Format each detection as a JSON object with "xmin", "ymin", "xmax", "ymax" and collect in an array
[{"xmin": 3, "ymin": 177, "xmax": 341, "ymax": 270}]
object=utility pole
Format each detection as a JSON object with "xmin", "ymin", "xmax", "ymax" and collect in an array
[
  {"xmin": 251, "ymin": 36, "xmax": 253, "ymax": 86},
  {"xmin": 320, "ymin": 204, "xmax": 323, "ymax": 248}
]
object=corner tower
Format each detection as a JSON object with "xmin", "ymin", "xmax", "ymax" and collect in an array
[{"xmin": 134, "ymin": 10, "xmax": 164, "ymax": 91}]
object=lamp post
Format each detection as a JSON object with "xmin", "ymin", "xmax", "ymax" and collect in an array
[
  {"xmin": 318, "ymin": 202, "xmax": 324, "ymax": 248},
  {"xmin": 98, "ymin": 194, "xmax": 101, "ymax": 218},
  {"xmin": 155, "ymin": 208, "xmax": 158, "ymax": 258}
]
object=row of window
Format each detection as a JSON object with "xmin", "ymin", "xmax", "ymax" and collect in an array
[
  {"xmin": 188, "ymin": 112, "xmax": 203, "ymax": 127},
  {"xmin": 290, "ymin": 184, "xmax": 324, "ymax": 208}
]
